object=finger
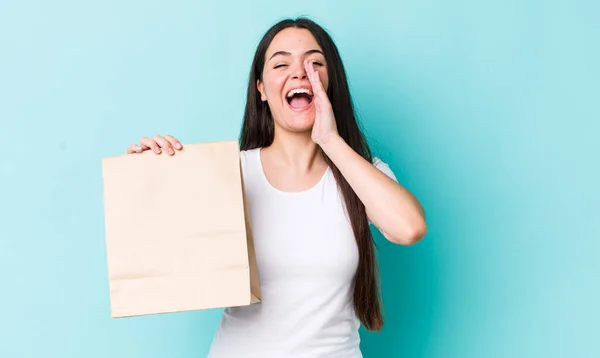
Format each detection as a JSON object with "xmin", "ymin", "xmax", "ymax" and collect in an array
[
  {"xmin": 140, "ymin": 136, "xmax": 161, "ymax": 154},
  {"xmin": 313, "ymin": 67, "xmax": 326, "ymax": 97},
  {"xmin": 305, "ymin": 60, "xmax": 317, "ymax": 94},
  {"xmin": 313, "ymin": 71, "xmax": 325, "ymax": 96},
  {"xmin": 165, "ymin": 134, "xmax": 183, "ymax": 150},
  {"xmin": 305, "ymin": 60, "xmax": 315, "ymax": 85},
  {"xmin": 154, "ymin": 134, "xmax": 175, "ymax": 156},
  {"xmin": 305, "ymin": 60, "xmax": 324, "ymax": 97},
  {"xmin": 126, "ymin": 144, "xmax": 143, "ymax": 154}
]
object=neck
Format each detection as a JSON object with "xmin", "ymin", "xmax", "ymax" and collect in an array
[{"xmin": 264, "ymin": 128, "xmax": 324, "ymax": 172}]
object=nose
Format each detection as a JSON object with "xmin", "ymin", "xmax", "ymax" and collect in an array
[{"xmin": 291, "ymin": 62, "xmax": 308, "ymax": 80}]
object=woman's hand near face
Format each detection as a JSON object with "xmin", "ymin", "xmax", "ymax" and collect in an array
[
  {"xmin": 305, "ymin": 60, "xmax": 339, "ymax": 147},
  {"xmin": 126, "ymin": 134, "xmax": 183, "ymax": 155}
]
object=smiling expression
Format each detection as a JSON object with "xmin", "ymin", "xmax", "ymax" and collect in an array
[{"xmin": 257, "ymin": 27, "xmax": 330, "ymax": 134}]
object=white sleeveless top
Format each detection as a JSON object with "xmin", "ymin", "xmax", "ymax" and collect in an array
[{"xmin": 207, "ymin": 148, "xmax": 397, "ymax": 358}]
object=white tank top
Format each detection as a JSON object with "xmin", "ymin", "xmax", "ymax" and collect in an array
[{"xmin": 207, "ymin": 147, "xmax": 396, "ymax": 358}]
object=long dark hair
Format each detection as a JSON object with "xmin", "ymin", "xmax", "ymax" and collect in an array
[{"xmin": 239, "ymin": 17, "xmax": 383, "ymax": 331}]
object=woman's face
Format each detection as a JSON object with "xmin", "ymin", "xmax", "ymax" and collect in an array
[{"xmin": 257, "ymin": 27, "xmax": 329, "ymax": 134}]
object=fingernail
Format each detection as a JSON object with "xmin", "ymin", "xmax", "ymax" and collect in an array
[
  {"xmin": 168, "ymin": 148, "xmax": 174, "ymax": 155},
  {"xmin": 154, "ymin": 147, "xmax": 161, "ymax": 154},
  {"xmin": 176, "ymin": 143, "xmax": 182, "ymax": 149}
]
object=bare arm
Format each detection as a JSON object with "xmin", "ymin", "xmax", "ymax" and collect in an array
[{"xmin": 321, "ymin": 135, "xmax": 427, "ymax": 245}]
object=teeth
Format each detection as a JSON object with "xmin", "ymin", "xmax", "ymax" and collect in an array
[{"xmin": 286, "ymin": 88, "xmax": 312, "ymax": 98}]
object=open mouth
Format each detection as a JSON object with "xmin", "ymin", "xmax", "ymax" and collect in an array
[{"xmin": 286, "ymin": 88, "xmax": 314, "ymax": 110}]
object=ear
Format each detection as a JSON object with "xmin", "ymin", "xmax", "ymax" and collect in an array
[{"xmin": 256, "ymin": 79, "xmax": 267, "ymax": 102}]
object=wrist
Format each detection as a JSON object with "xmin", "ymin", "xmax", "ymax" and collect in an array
[{"xmin": 319, "ymin": 133, "xmax": 345, "ymax": 157}]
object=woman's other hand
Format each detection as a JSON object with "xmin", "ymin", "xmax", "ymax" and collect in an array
[{"xmin": 126, "ymin": 134, "xmax": 183, "ymax": 155}]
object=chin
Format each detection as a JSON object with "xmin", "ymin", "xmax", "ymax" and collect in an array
[{"xmin": 283, "ymin": 113, "xmax": 315, "ymax": 133}]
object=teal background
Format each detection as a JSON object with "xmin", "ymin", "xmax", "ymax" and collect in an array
[{"xmin": 1, "ymin": 1, "xmax": 598, "ymax": 357}]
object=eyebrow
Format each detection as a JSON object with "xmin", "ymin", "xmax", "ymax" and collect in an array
[{"xmin": 268, "ymin": 49, "xmax": 324, "ymax": 61}]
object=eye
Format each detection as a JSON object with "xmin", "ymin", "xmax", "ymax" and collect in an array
[
  {"xmin": 274, "ymin": 64, "xmax": 288, "ymax": 69},
  {"xmin": 311, "ymin": 60, "xmax": 324, "ymax": 67}
]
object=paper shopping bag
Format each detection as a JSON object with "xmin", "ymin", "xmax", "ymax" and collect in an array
[{"xmin": 101, "ymin": 140, "xmax": 261, "ymax": 318}]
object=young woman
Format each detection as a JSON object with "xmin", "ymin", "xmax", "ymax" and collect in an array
[{"xmin": 126, "ymin": 17, "xmax": 427, "ymax": 358}]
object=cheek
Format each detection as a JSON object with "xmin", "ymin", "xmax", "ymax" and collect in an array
[{"xmin": 263, "ymin": 73, "xmax": 285, "ymax": 97}]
